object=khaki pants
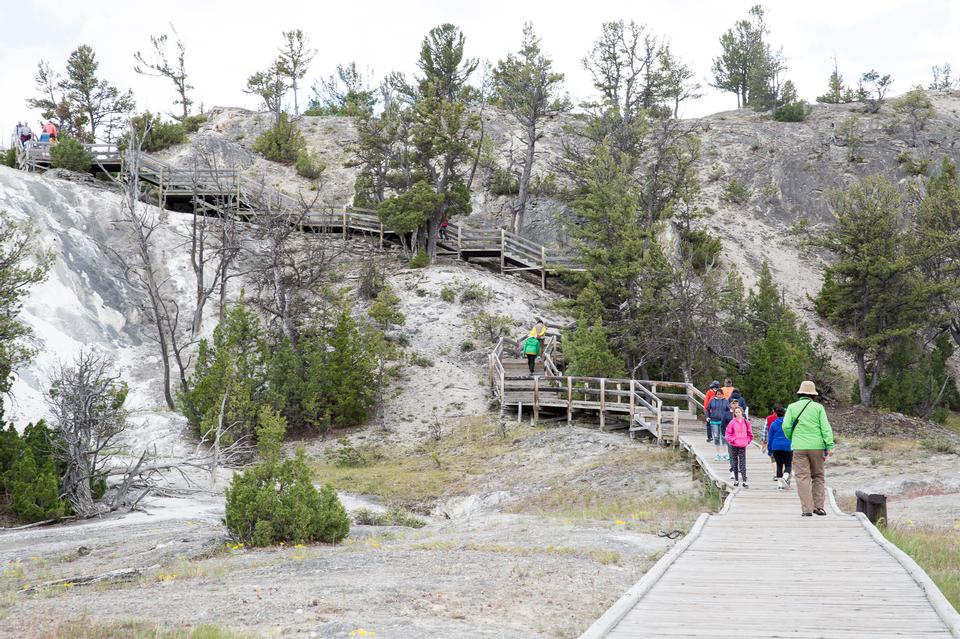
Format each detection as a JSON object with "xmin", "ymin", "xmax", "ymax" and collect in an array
[{"xmin": 793, "ymin": 449, "xmax": 826, "ymax": 513}]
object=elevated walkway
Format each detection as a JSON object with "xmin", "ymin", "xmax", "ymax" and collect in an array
[{"xmin": 15, "ymin": 140, "xmax": 581, "ymax": 289}]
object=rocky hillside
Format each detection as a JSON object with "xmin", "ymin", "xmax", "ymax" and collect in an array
[{"xmin": 166, "ymin": 91, "xmax": 960, "ymax": 373}]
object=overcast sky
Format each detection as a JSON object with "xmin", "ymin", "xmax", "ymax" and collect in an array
[{"xmin": 2, "ymin": 0, "xmax": 958, "ymax": 146}]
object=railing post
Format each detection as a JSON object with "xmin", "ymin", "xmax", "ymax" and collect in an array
[
  {"xmin": 457, "ymin": 225, "xmax": 463, "ymax": 260},
  {"xmin": 500, "ymin": 229, "xmax": 505, "ymax": 274},
  {"xmin": 533, "ymin": 376, "xmax": 540, "ymax": 425},
  {"xmin": 673, "ymin": 407, "xmax": 680, "ymax": 446},
  {"xmin": 159, "ymin": 167, "xmax": 165, "ymax": 209},
  {"xmin": 599, "ymin": 378, "xmax": 606, "ymax": 432},
  {"xmin": 379, "ymin": 223, "xmax": 384, "ymax": 249},
  {"xmin": 687, "ymin": 384, "xmax": 697, "ymax": 417},
  {"xmin": 629, "ymin": 380, "xmax": 636, "ymax": 427},
  {"xmin": 342, "ymin": 208, "xmax": 348, "ymax": 240},
  {"xmin": 541, "ymin": 246, "xmax": 547, "ymax": 290},
  {"xmin": 567, "ymin": 376, "xmax": 573, "ymax": 425}
]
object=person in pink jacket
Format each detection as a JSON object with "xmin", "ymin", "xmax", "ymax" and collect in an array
[{"xmin": 725, "ymin": 406, "xmax": 754, "ymax": 488}]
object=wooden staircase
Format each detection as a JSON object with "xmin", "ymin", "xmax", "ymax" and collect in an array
[{"xmin": 488, "ymin": 336, "xmax": 706, "ymax": 445}]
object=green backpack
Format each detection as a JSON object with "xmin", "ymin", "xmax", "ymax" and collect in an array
[{"xmin": 523, "ymin": 337, "xmax": 541, "ymax": 355}]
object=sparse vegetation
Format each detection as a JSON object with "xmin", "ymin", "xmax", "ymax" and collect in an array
[
  {"xmin": 353, "ymin": 507, "xmax": 426, "ymax": 528},
  {"xmin": 882, "ymin": 525, "xmax": 960, "ymax": 611},
  {"xmin": 294, "ymin": 149, "xmax": 325, "ymax": 181},
  {"xmin": 459, "ymin": 282, "xmax": 492, "ymax": 304},
  {"xmin": 252, "ymin": 112, "xmax": 305, "ymax": 163},
  {"xmin": 722, "ymin": 178, "xmax": 750, "ymax": 204},
  {"xmin": 39, "ymin": 619, "xmax": 256, "ymax": 639},
  {"xmin": 470, "ymin": 311, "xmax": 515, "ymax": 342},
  {"xmin": 440, "ymin": 286, "xmax": 456, "ymax": 303},
  {"xmin": 409, "ymin": 249, "xmax": 430, "ymax": 268}
]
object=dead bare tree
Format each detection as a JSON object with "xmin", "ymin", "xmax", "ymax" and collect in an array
[
  {"xmin": 242, "ymin": 177, "xmax": 342, "ymax": 351},
  {"xmin": 46, "ymin": 350, "xmax": 129, "ymax": 517},
  {"xmin": 103, "ymin": 126, "xmax": 193, "ymax": 408}
]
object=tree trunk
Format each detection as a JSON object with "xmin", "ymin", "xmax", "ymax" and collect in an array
[
  {"xmin": 292, "ymin": 80, "xmax": 299, "ymax": 116},
  {"xmin": 514, "ymin": 122, "xmax": 537, "ymax": 234}
]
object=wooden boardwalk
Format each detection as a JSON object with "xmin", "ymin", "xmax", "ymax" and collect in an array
[
  {"xmin": 15, "ymin": 140, "xmax": 580, "ymax": 288},
  {"xmin": 580, "ymin": 419, "xmax": 960, "ymax": 639}
]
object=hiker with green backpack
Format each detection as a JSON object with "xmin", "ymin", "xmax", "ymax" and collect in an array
[
  {"xmin": 782, "ymin": 380, "xmax": 835, "ymax": 517},
  {"xmin": 520, "ymin": 334, "xmax": 542, "ymax": 375}
]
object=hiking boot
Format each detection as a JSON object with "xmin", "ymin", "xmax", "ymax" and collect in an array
[
  {"xmin": 813, "ymin": 508, "xmax": 827, "ymax": 516},
  {"xmin": 742, "ymin": 482, "xmax": 749, "ymax": 489},
  {"xmin": 733, "ymin": 481, "xmax": 739, "ymax": 487},
  {"xmin": 801, "ymin": 512, "xmax": 813, "ymax": 517}
]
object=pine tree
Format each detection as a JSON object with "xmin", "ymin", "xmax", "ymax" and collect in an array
[
  {"xmin": 566, "ymin": 315, "xmax": 626, "ymax": 378},
  {"xmin": 492, "ymin": 22, "xmax": 569, "ymax": 233},
  {"xmin": 63, "ymin": 45, "xmax": 135, "ymax": 141},
  {"xmin": 277, "ymin": 30, "xmax": 316, "ymax": 116},
  {"xmin": 814, "ymin": 176, "xmax": 940, "ymax": 406}
]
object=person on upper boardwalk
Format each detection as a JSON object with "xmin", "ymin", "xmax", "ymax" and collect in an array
[
  {"xmin": 438, "ymin": 217, "xmax": 449, "ymax": 241},
  {"xmin": 782, "ymin": 380, "xmax": 835, "ymax": 517},
  {"xmin": 719, "ymin": 378, "xmax": 735, "ymax": 400},
  {"xmin": 521, "ymin": 334, "xmax": 542, "ymax": 375},
  {"xmin": 20, "ymin": 123, "xmax": 32, "ymax": 144},
  {"xmin": 703, "ymin": 380, "xmax": 721, "ymax": 442},
  {"xmin": 706, "ymin": 392, "xmax": 731, "ymax": 461},
  {"xmin": 767, "ymin": 405, "xmax": 793, "ymax": 491},
  {"xmin": 725, "ymin": 405, "xmax": 753, "ymax": 488},
  {"xmin": 42, "ymin": 121, "xmax": 58, "ymax": 141}
]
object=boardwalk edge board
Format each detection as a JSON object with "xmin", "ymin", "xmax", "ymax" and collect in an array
[{"xmin": 577, "ymin": 512, "xmax": 711, "ymax": 639}]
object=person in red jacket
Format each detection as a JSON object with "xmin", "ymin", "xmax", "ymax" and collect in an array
[
  {"xmin": 763, "ymin": 405, "xmax": 780, "ymax": 480},
  {"xmin": 703, "ymin": 380, "xmax": 721, "ymax": 442}
]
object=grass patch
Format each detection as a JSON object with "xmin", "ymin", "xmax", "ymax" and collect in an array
[
  {"xmin": 312, "ymin": 419, "xmax": 535, "ymax": 510},
  {"xmin": 882, "ymin": 524, "xmax": 960, "ymax": 611},
  {"xmin": 353, "ymin": 507, "xmax": 426, "ymax": 528},
  {"xmin": 507, "ymin": 487, "xmax": 715, "ymax": 531},
  {"xmin": 943, "ymin": 413, "xmax": 960, "ymax": 436},
  {"xmin": 37, "ymin": 619, "xmax": 257, "ymax": 639},
  {"xmin": 920, "ymin": 437, "xmax": 959, "ymax": 455},
  {"xmin": 409, "ymin": 541, "xmax": 622, "ymax": 566}
]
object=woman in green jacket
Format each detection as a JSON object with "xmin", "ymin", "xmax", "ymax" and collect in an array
[{"xmin": 782, "ymin": 380, "xmax": 835, "ymax": 517}]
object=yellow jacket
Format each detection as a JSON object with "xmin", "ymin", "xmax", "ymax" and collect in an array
[{"xmin": 528, "ymin": 323, "xmax": 547, "ymax": 338}]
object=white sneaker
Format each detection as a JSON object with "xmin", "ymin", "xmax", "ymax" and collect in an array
[
  {"xmin": 777, "ymin": 478, "xmax": 785, "ymax": 490},
  {"xmin": 729, "ymin": 471, "xmax": 735, "ymax": 480},
  {"xmin": 784, "ymin": 472, "xmax": 791, "ymax": 487}
]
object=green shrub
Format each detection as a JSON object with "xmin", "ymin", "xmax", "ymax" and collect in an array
[
  {"xmin": 333, "ymin": 436, "xmax": 369, "ymax": 468},
  {"xmin": 368, "ymin": 286, "xmax": 405, "ymax": 328},
  {"xmin": 722, "ymin": 178, "xmax": 750, "ymax": 204},
  {"xmin": 460, "ymin": 282, "xmax": 491, "ymax": 304},
  {"xmin": 0, "ymin": 421, "xmax": 68, "ymax": 522},
  {"xmin": 124, "ymin": 112, "xmax": 188, "ymax": 152},
  {"xmin": 460, "ymin": 339, "xmax": 476, "ymax": 352},
  {"xmin": 50, "ymin": 137, "xmax": 91, "ymax": 172},
  {"xmin": 1, "ymin": 148, "xmax": 16, "ymax": 168},
  {"xmin": 471, "ymin": 311, "xmax": 515, "ymax": 342},
  {"xmin": 253, "ymin": 112, "xmax": 305, "ymax": 164},
  {"xmin": 680, "ymin": 229, "xmax": 722, "ymax": 272},
  {"xmin": 353, "ymin": 507, "xmax": 426, "ymax": 528},
  {"xmin": 180, "ymin": 114, "xmax": 208, "ymax": 133},
  {"xmin": 897, "ymin": 151, "xmax": 929, "ymax": 176},
  {"xmin": 920, "ymin": 437, "xmax": 958, "ymax": 455},
  {"xmin": 295, "ymin": 150, "xmax": 325, "ymax": 181},
  {"xmin": 773, "ymin": 101, "xmax": 808, "ymax": 122},
  {"xmin": 408, "ymin": 352, "xmax": 434, "ymax": 368},
  {"xmin": 566, "ymin": 316, "xmax": 626, "ymax": 378},
  {"xmin": 440, "ymin": 286, "xmax": 456, "ymax": 303},
  {"xmin": 224, "ymin": 450, "xmax": 349, "ymax": 547},
  {"xmin": 490, "ymin": 167, "xmax": 519, "ymax": 195},
  {"xmin": 409, "ymin": 249, "xmax": 430, "ymax": 268}
]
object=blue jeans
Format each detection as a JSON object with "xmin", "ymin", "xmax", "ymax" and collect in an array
[{"xmin": 709, "ymin": 421, "xmax": 723, "ymax": 445}]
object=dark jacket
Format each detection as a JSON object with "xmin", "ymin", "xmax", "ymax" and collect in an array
[{"xmin": 707, "ymin": 396, "xmax": 731, "ymax": 425}]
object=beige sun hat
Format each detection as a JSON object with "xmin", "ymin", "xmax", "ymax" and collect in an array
[{"xmin": 796, "ymin": 380, "xmax": 818, "ymax": 396}]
